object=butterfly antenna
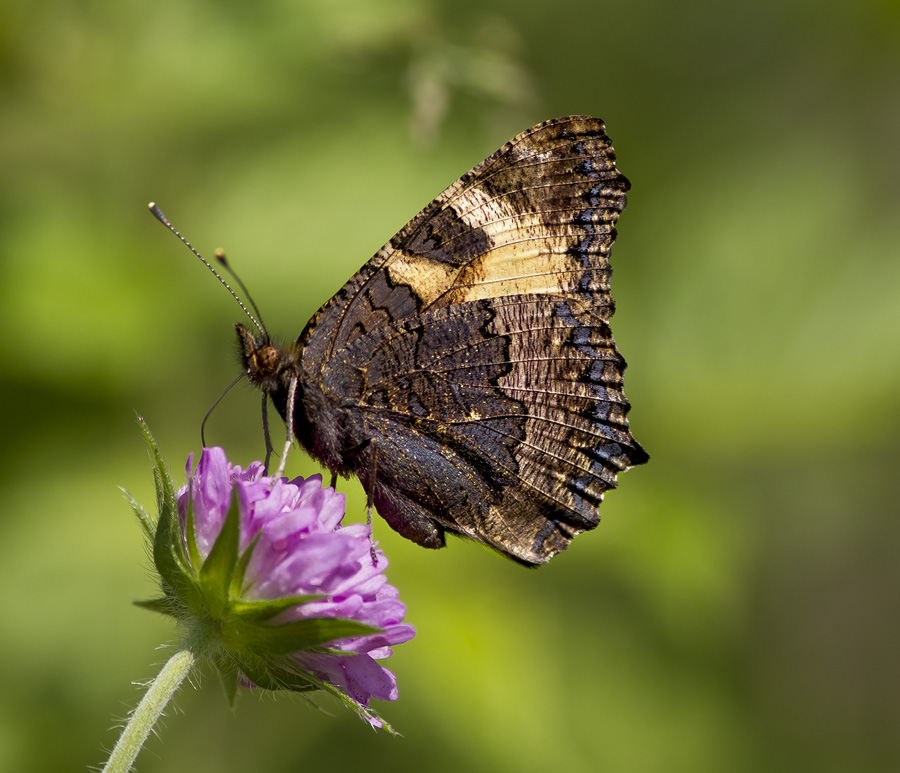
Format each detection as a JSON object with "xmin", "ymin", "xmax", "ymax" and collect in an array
[
  {"xmin": 200, "ymin": 372, "xmax": 246, "ymax": 446},
  {"xmin": 214, "ymin": 249, "xmax": 270, "ymax": 341},
  {"xmin": 148, "ymin": 202, "xmax": 268, "ymax": 340}
]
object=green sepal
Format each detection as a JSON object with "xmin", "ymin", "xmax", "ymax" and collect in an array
[
  {"xmin": 223, "ymin": 616, "xmax": 378, "ymax": 656},
  {"xmin": 198, "ymin": 488, "xmax": 242, "ymax": 618},
  {"xmin": 314, "ymin": 678, "xmax": 398, "ymax": 735},
  {"xmin": 233, "ymin": 654, "xmax": 396, "ymax": 732},
  {"xmin": 233, "ymin": 653, "xmax": 397, "ymax": 732},
  {"xmin": 229, "ymin": 595, "xmax": 325, "ymax": 623},
  {"xmin": 229, "ymin": 531, "xmax": 260, "ymax": 599},
  {"xmin": 232, "ymin": 653, "xmax": 317, "ymax": 693},
  {"xmin": 133, "ymin": 597, "xmax": 179, "ymax": 618},
  {"xmin": 215, "ymin": 656, "xmax": 241, "ymax": 708},
  {"xmin": 184, "ymin": 490, "xmax": 202, "ymax": 573},
  {"xmin": 121, "ymin": 486, "xmax": 154, "ymax": 540},
  {"xmin": 137, "ymin": 419, "xmax": 201, "ymax": 616},
  {"xmin": 154, "ymin": 490, "xmax": 201, "ymax": 613}
]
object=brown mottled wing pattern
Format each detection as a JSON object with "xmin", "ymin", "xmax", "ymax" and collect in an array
[{"xmin": 296, "ymin": 115, "xmax": 647, "ymax": 564}]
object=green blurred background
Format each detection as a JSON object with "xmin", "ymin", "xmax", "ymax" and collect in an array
[{"xmin": 1, "ymin": 1, "xmax": 898, "ymax": 771}]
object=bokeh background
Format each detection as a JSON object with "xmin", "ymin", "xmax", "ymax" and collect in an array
[{"xmin": 1, "ymin": 1, "xmax": 898, "ymax": 771}]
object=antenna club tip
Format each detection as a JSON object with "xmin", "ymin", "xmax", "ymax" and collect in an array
[
  {"xmin": 214, "ymin": 249, "xmax": 228, "ymax": 265},
  {"xmin": 148, "ymin": 202, "xmax": 169, "ymax": 225}
]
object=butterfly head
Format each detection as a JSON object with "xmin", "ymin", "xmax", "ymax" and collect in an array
[{"xmin": 236, "ymin": 323, "xmax": 288, "ymax": 392}]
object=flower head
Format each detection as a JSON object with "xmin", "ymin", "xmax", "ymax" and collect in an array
[{"xmin": 133, "ymin": 430, "xmax": 414, "ymax": 730}]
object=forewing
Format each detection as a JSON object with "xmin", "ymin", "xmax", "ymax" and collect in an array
[{"xmin": 298, "ymin": 115, "xmax": 629, "ymax": 373}]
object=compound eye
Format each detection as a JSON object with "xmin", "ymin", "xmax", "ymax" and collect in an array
[{"xmin": 255, "ymin": 346, "xmax": 280, "ymax": 375}]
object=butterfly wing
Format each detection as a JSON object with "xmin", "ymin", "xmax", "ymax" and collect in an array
[
  {"xmin": 299, "ymin": 116, "xmax": 628, "ymax": 367},
  {"xmin": 296, "ymin": 115, "xmax": 647, "ymax": 564}
]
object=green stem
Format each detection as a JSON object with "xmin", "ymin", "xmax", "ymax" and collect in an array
[{"xmin": 102, "ymin": 644, "xmax": 198, "ymax": 773}]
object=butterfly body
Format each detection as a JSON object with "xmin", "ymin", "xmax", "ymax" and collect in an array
[{"xmin": 237, "ymin": 116, "xmax": 647, "ymax": 565}]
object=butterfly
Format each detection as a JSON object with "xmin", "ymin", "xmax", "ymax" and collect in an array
[{"xmin": 157, "ymin": 116, "xmax": 648, "ymax": 565}]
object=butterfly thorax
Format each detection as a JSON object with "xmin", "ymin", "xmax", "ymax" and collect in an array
[{"xmin": 235, "ymin": 322, "xmax": 353, "ymax": 476}]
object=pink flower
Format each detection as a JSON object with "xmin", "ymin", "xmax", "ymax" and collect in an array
[{"xmin": 142, "ymin": 444, "xmax": 414, "ymax": 729}]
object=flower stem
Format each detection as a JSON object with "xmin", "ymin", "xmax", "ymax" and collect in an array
[{"xmin": 102, "ymin": 644, "xmax": 198, "ymax": 773}]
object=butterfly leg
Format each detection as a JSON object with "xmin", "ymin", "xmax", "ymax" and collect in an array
[
  {"xmin": 260, "ymin": 394, "xmax": 273, "ymax": 473},
  {"xmin": 343, "ymin": 438, "xmax": 380, "ymax": 563},
  {"xmin": 365, "ymin": 443, "xmax": 379, "ymax": 565},
  {"xmin": 337, "ymin": 440, "xmax": 374, "ymax": 504},
  {"xmin": 272, "ymin": 375, "xmax": 298, "ymax": 481}
]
